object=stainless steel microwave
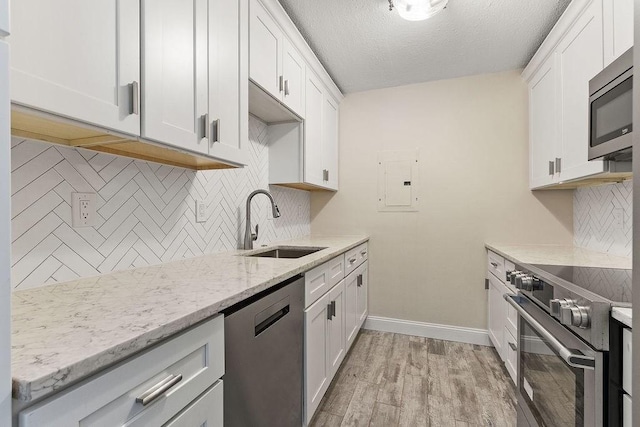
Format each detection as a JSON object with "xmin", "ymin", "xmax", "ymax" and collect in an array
[{"xmin": 588, "ymin": 47, "xmax": 633, "ymax": 161}]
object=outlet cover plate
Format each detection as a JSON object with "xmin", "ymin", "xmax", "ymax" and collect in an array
[
  {"xmin": 195, "ymin": 200, "xmax": 207, "ymax": 223},
  {"xmin": 72, "ymin": 192, "xmax": 97, "ymax": 228}
]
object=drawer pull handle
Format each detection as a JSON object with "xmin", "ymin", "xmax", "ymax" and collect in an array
[
  {"xmin": 136, "ymin": 374, "xmax": 183, "ymax": 406},
  {"xmin": 349, "ymin": 257, "xmax": 357, "ymax": 264},
  {"xmin": 360, "ymin": 250, "xmax": 367, "ymax": 256},
  {"xmin": 508, "ymin": 342, "xmax": 517, "ymax": 351},
  {"xmin": 357, "ymin": 274, "xmax": 363, "ymax": 287},
  {"xmin": 490, "ymin": 262, "xmax": 498, "ymax": 268}
]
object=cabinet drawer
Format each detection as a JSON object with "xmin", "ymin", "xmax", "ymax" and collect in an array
[
  {"xmin": 504, "ymin": 327, "xmax": 517, "ymax": 385},
  {"xmin": 487, "ymin": 251, "xmax": 505, "ymax": 283},
  {"xmin": 305, "ymin": 261, "xmax": 331, "ymax": 308},
  {"xmin": 20, "ymin": 316, "xmax": 224, "ymax": 427},
  {"xmin": 623, "ymin": 327, "xmax": 632, "ymax": 395},
  {"xmin": 345, "ymin": 242, "xmax": 368, "ymax": 276},
  {"xmin": 164, "ymin": 380, "xmax": 223, "ymax": 427},
  {"xmin": 327, "ymin": 254, "xmax": 345, "ymax": 288},
  {"xmin": 623, "ymin": 393, "xmax": 632, "ymax": 427}
]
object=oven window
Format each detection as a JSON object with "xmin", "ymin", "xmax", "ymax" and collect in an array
[{"xmin": 520, "ymin": 321, "xmax": 585, "ymax": 426}]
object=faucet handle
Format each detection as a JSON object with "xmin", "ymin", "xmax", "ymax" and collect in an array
[{"xmin": 251, "ymin": 224, "xmax": 259, "ymax": 242}]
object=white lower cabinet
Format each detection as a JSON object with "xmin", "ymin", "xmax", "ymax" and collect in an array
[
  {"xmin": 486, "ymin": 250, "xmax": 517, "ymax": 385},
  {"xmin": 304, "ymin": 292, "xmax": 332, "ymax": 425},
  {"xmin": 304, "ymin": 244, "xmax": 369, "ymax": 425},
  {"xmin": 19, "ymin": 316, "xmax": 225, "ymax": 427}
]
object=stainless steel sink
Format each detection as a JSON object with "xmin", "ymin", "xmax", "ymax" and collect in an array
[{"xmin": 245, "ymin": 246, "xmax": 326, "ymax": 259}]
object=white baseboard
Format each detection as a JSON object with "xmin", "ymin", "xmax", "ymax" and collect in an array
[{"xmin": 363, "ymin": 315, "xmax": 492, "ymax": 347}]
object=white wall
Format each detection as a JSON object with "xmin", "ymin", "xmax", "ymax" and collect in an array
[
  {"xmin": 311, "ymin": 70, "xmax": 574, "ymax": 330},
  {"xmin": 574, "ymin": 180, "xmax": 632, "ymax": 257},
  {"xmin": 10, "ymin": 116, "xmax": 311, "ymax": 290}
]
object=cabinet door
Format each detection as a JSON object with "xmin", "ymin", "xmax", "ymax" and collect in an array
[
  {"xmin": 141, "ymin": 0, "xmax": 208, "ymax": 154},
  {"xmin": 529, "ymin": 56, "xmax": 558, "ymax": 189},
  {"xmin": 282, "ymin": 38, "xmax": 305, "ymax": 117},
  {"xmin": 487, "ymin": 274, "xmax": 504, "ymax": 359},
  {"xmin": 557, "ymin": 0, "xmax": 606, "ymax": 182},
  {"xmin": 0, "ymin": 0, "xmax": 8, "ymax": 35},
  {"xmin": 345, "ymin": 269, "xmax": 359, "ymax": 351},
  {"xmin": 503, "ymin": 327, "xmax": 517, "ymax": 384},
  {"xmin": 356, "ymin": 261, "xmax": 368, "ymax": 327},
  {"xmin": 328, "ymin": 281, "xmax": 346, "ymax": 378},
  {"xmin": 604, "ymin": 0, "xmax": 634, "ymax": 65},
  {"xmin": 304, "ymin": 292, "xmax": 331, "ymax": 425},
  {"xmin": 249, "ymin": 0, "xmax": 283, "ymax": 99},
  {"xmin": 10, "ymin": 0, "xmax": 140, "ymax": 135},
  {"xmin": 322, "ymin": 95, "xmax": 339, "ymax": 190},
  {"xmin": 208, "ymin": 0, "xmax": 249, "ymax": 166},
  {"xmin": 162, "ymin": 381, "xmax": 223, "ymax": 427},
  {"xmin": 304, "ymin": 70, "xmax": 325, "ymax": 187}
]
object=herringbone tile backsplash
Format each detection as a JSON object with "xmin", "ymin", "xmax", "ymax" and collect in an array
[
  {"xmin": 10, "ymin": 116, "xmax": 310, "ymax": 290},
  {"xmin": 574, "ymin": 180, "xmax": 632, "ymax": 258}
]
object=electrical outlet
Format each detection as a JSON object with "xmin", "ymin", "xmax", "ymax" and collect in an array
[
  {"xmin": 196, "ymin": 200, "xmax": 207, "ymax": 223},
  {"xmin": 72, "ymin": 193, "xmax": 97, "ymax": 227},
  {"xmin": 613, "ymin": 208, "xmax": 624, "ymax": 230}
]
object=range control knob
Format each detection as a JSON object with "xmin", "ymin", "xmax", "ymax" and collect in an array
[
  {"xmin": 514, "ymin": 273, "xmax": 526, "ymax": 289},
  {"xmin": 569, "ymin": 305, "xmax": 590, "ymax": 328},
  {"xmin": 550, "ymin": 298, "xmax": 576, "ymax": 318},
  {"xmin": 509, "ymin": 271, "xmax": 521, "ymax": 284},
  {"xmin": 520, "ymin": 275, "xmax": 533, "ymax": 291}
]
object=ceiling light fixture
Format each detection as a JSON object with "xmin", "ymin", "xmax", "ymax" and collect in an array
[{"xmin": 388, "ymin": 0, "xmax": 449, "ymax": 21}]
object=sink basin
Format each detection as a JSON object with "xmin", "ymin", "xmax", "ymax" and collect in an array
[{"xmin": 246, "ymin": 246, "xmax": 326, "ymax": 259}]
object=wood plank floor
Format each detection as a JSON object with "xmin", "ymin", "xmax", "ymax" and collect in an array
[{"xmin": 310, "ymin": 330, "xmax": 517, "ymax": 427}]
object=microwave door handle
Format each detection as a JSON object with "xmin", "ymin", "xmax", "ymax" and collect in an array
[{"xmin": 504, "ymin": 294, "xmax": 595, "ymax": 370}]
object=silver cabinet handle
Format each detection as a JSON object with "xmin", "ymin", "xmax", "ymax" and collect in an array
[
  {"xmin": 279, "ymin": 75, "xmax": 284, "ymax": 92},
  {"xmin": 202, "ymin": 113, "xmax": 209, "ymax": 140},
  {"xmin": 555, "ymin": 157, "xmax": 562, "ymax": 174},
  {"xmin": 212, "ymin": 118, "xmax": 220, "ymax": 143},
  {"xmin": 490, "ymin": 262, "xmax": 498, "ymax": 268},
  {"xmin": 508, "ymin": 342, "xmax": 517, "ymax": 351},
  {"xmin": 548, "ymin": 160, "xmax": 555, "ymax": 176},
  {"xmin": 504, "ymin": 295, "xmax": 595, "ymax": 370},
  {"xmin": 284, "ymin": 79, "xmax": 290, "ymax": 96},
  {"xmin": 360, "ymin": 250, "xmax": 367, "ymax": 257},
  {"xmin": 136, "ymin": 374, "xmax": 183, "ymax": 406},
  {"xmin": 357, "ymin": 274, "xmax": 363, "ymax": 287},
  {"xmin": 349, "ymin": 257, "xmax": 356, "ymax": 264},
  {"xmin": 130, "ymin": 81, "xmax": 139, "ymax": 115},
  {"xmin": 327, "ymin": 303, "xmax": 333, "ymax": 320},
  {"xmin": 331, "ymin": 300, "xmax": 336, "ymax": 318}
]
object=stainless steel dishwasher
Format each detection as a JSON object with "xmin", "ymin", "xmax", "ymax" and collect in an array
[{"xmin": 223, "ymin": 274, "xmax": 304, "ymax": 427}]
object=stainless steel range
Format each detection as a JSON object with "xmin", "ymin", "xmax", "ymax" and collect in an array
[{"xmin": 503, "ymin": 262, "xmax": 632, "ymax": 427}]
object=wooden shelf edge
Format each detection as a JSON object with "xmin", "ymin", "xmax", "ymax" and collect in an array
[
  {"xmin": 532, "ymin": 172, "xmax": 632, "ymax": 190},
  {"xmin": 271, "ymin": 182, "xmax": 337, "ymax": 192},
  {"xmin": 11, "ymin": 107, "xmax": 240, "ymax": 171}
]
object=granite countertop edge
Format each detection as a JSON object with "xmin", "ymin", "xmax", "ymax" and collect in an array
[
  {"xmin": 12, "ymin": 235, "xmax": 369, "ymax": 403},
  {"xmin": 612, "ymin": 307, "xmax": 633, "ymax": 328}
]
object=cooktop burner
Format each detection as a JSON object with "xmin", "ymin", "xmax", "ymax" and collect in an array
[{"xmin": 531, "ymin": 264, "xmax": 632, "ymax": 304}]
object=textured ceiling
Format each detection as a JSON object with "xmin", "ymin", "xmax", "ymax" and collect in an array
[{"xmin": 278, "ymin": 0, "xmax": 571, "ymax": 93}]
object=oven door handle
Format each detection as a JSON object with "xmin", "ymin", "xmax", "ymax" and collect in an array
[{"xmin": 504, "ymin": 294, "xmax": 595, "ymax": 370}]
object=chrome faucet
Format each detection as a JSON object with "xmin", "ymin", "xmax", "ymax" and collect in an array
[{"xmin": 244, "ymin": 189, "xmax": 281, "ymax": 249}]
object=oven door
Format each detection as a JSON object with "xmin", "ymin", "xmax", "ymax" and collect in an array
[{"xmin": 505, "ymin": 294, "xmax": 604, "ymax": 427}]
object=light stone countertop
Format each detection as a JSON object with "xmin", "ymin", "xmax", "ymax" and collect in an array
[
  {"xmin": 612, "ymin": 307, "xmax": 632, "ymax": 328},
  {"xmin": 11, "ymin": 235, "xmax": 369, "ymax": 403},
  {"xmin": 485, "ymin": 243, "xmax": 632, "ymax": 269}
]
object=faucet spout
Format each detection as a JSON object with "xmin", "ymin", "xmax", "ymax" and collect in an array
[{"xmin": 244, "ymin": 189, "xmax": 280, "ymax": 250}]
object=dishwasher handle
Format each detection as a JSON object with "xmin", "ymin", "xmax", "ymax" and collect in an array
[{"xmin": 255, "ymin": 296, "xmax": 290, "ymax": 336}]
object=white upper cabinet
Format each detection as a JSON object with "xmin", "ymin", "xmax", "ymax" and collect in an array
[
  {"xmin": 0, "ymin": 0, "xmax": 8, "ymax": 35},
  {"xmin": 249, "ymin": 0, "xmax": 305, "ymax": 118},
  {"xmin": 282, "ymin": 38, "xmax": 306, "ymax": 117},
  {"xmin": 208, "ymin": 0, "xmax": 249, "ymax": 166},
  {"xmin": 603, "ymin": 0, "xmax": 634, "ymax": 65},
  {"xmin": 141, "ymin": 0, "xmax": 209, "ymax": 154},
  {"xmin": 322, "ymin": 95, "xmax": 339, "ymax": 190},
  {"xmin": 529, "ymin": 56, "xmax": 558, "ymax": 189},
  {"xmin": 10, "ymin": 0, "xmax": 140, "ymax": 135},
  {"xmin": 557, "ymin": 0, "xmax": 605, "ymax": 182},
  {"xmin": 524, "ymin": 0, "xmax": 632, "ymax": 189},
  {"xmin": 304, "ymin": 70, "xmax": 326, "ymax": 187},
  {"xmin": 250, "ymin": 0, "xmax": 283, "ymax": 99}
]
